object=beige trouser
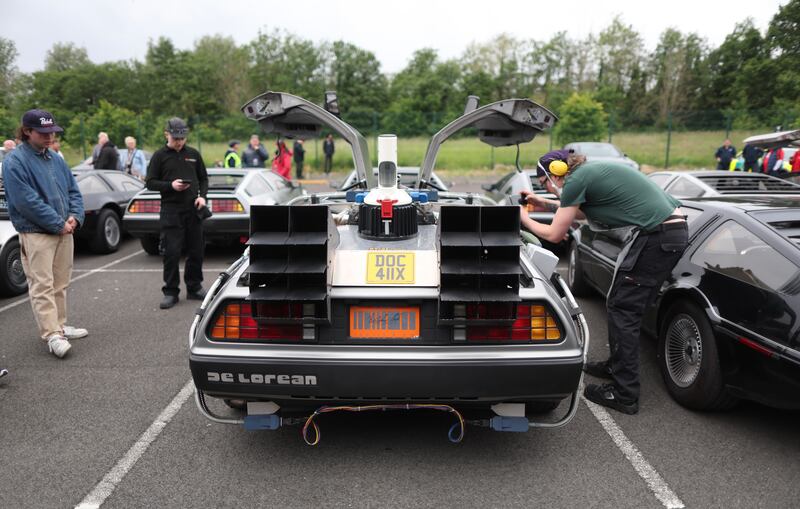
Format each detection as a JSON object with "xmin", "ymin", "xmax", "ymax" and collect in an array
[{"xmin": 19, "ymin": 232, "xmax": 74, "ymax": 340}]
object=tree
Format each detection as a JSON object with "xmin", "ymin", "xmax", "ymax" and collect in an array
[
  {"xmin": 44, "ymin": 42, "xmax": 91, "ymax": 72},
  {"xmin": 554, "ymin": 93, "xmax": 607, "ymax": 145},
  {"xmin": 595, "ymin": 16, "xmax": 645, "ymax": 115},
  {"xmin": 648, "ymin": 29, "xmax": 709, "ymax": 125},
  {"xmin": 767, "ymin": 0, "xmax": 800, "ymax": 112},
  {"xmin": 193, "ymin": 35, "xmax": 253, "ymax": 114},
  {"xmin": 0, "ymin": 37, "xmax": 18, "ymax": 110},
  {"xmin": 248, "ymin": 29, "xmax": 325, "ymax": 101}
]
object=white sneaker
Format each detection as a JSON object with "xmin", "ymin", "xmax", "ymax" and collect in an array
[
  {"xmin": 47, "ymin": 335, "xmax": 72, "ymax": 358},
  {"xmin": 62, "ymin": 325, "xmax": 88, "ymax": 340}
]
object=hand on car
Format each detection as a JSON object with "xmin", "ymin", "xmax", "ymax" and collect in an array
[
  {"xmin": 172, "ymin": 179, "xmax": 191, "ymax": 191},
  {"xmin": 520, "ymin": 190, "xmax": 545, "ymax": 207}
]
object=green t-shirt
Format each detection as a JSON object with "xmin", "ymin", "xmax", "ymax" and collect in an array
[{"xmin": 559, "ymin": 160, "xmax": 681, "ymax": 231}]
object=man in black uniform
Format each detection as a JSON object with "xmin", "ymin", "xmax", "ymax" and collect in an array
[
  {"xmin": 293, "ymin": 139, "xmax": 305, "ymax": 179},
  {"xmin": 715, "ymin": 139, "xmax": 736, "ymax": 170},
  {"xmin": 145, "ymin": 118, "xmax": 209, "ymax": 309}
]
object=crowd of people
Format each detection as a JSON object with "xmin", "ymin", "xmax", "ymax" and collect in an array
[
  {"xmin": 714, "ymin": 138, "xmax": 800, "ymax": 174},
  {"xmin": 222, "ymin": 134, "xmax": 329, "ymax": 181}
]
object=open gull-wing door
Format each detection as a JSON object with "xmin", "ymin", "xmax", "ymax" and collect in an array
[
  {"xmin": 417, "ymin": 98, "xmax": 557, "ymax": 188},
  {"xmin": 742, "ymin": 129, "xmax": 800, "ymax": 150},
  {"xmin": 242, "ymin": 91, "xmax": 375, "ymax": 189}
]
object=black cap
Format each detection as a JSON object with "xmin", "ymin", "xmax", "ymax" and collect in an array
[
  {"xmin": 22, "ymin": 109, "xmax": 63, "ymax": 133},
  {"xmin": 228, "ymin": 139, "xmax": 240, "ymax": 148},
  {"xmin": 165, "ymin": 117, "xmax": 189, "ymax": 138}
]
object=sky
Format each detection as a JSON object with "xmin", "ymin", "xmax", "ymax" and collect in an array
[{"xmin": 3, "ymin": 0, "xmax": 788, "ymax": 74}]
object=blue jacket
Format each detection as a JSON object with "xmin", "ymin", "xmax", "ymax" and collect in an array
[
  {"xmin": 117, "ymin": 148, "xmax": 148, "ymax": 178},
  {"xmin": 3, "ymin": 142, "xmax": 84, "ymax": 234}
]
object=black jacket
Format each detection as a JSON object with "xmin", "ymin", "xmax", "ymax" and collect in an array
[
  {"xmin": 94, "ymin": 142, "xmax": 119, "ymax": 170},
  {"xmin": 293, "ymin": 142, "xmax": 305, "ymax": 162},
  {"xmin": 145, "ymin": 144, "xmax": 208, "ymax": 207}
]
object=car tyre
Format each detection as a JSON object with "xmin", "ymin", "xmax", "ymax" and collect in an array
[
  {"xmin": 0, "ymin": 237, "xmax": 28, "ymax": 296},
  {"xmin": 89, "ymin": 209, "xmax": 121, "ymax": 254},
  {"xmin": 566, "ymin": 242, "xmax": 591, "ymax": 297},
  {"xmin": 140, "ymin": 235, "xmax": 160, "ymax": 256},
  {"xmin": 657, "ymin": 301, "xmax": 737, "ymax": 411}
]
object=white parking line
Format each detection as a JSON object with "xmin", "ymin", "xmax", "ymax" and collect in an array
[
  {"xmin": 0, "ymin": 250, "xmax": 145, "ymax": 315},
  {"xmin": 582, "ymin": 397, "xmax": 685, "ymax": 509},
  {"xmin": 75, "ymin": 380, "xmax": 195, "ymax": 509}
]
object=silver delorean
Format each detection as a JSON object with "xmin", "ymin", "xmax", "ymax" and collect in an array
[{"xmin": 189, "ymin": 92, "xmax": 589, "ymax": 441}]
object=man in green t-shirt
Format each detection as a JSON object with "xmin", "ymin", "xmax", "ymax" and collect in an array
[{"xmin": 520, "ymin": 155, "xmax": 688, "ymax": 414}]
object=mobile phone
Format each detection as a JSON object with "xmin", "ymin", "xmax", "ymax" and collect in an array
[{"xmin": 179, "ymin": 179, "xmax": 193, "ymax": 184}]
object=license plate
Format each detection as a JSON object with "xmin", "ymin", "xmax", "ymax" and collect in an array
[
  {"xmin": 349, "ymin": 306, "xmax": 420, "ymax": 339},
  {"xmin": 366, "ymin": 252, "xmax": 414, "ymax": 284}
]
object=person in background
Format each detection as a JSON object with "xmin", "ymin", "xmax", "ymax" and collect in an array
[
  {"xmin": 91, "ymin": 132, "xmax": 108, "ymax": 165},
  {"xmin": 242, "ymin": 134, "xmax": 269, "ymax": 168},
  {"xmin": 119, "ymin": 136, "xmax": 147, "ymax": 179},
  {"xmin": 762, "ymin": 147, "xmax": 784, "ymax": 175},
  {"xmin": 293, "ymin": 139, "xmax": 305, "ymax": 180},
  {"xmin": 715, "ymin": 139, "xmax": 736, "ymax": 171},
  {"xmin": 741, "ymin": 143, "xmax": 763, "ymax": 173},
  {"xmin": 51, "ymin": 139, "xmax": 65, "ymax": 159},
  {"xmin": 792, "ymin": 150, "xmax": 800, "ymax": 174},
  {"xmin": 93, "ymin": 133, "xmax": 119, "ymax": 170},
  {"xmin": 271, "ymin": 139, "xmax": 292, "ymax": 179},
  {"xmin": 224, "ymin": 140, "xmax": 241, "ymax": 168},
  {"xmin": 323, "ymin": 134, "xmax": 335, "ymax": 174},
  {"xmin": 2, "ymin": 109, "xmax": 87, "ymax": 358},
  {"xmin": 520, "ymin": 154, "xmax": 687, "ymax": 415},
  {"xmin": 2, "ymin": 139, "xmax": 15, "ymax": 152},
  {"xmin": 145, "ymin": 117, "xmax": 209, "ymax": 310}
]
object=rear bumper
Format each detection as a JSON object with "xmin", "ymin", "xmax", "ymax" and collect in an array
[
  {"xmin": 123, "ymin": 214, "xmax": 249, "ymax": 239},
  {"xmin": 189, "ymin": 351, "xmax": 584, "ymax": 403}
]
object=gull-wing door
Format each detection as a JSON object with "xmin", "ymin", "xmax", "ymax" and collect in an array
[
  {"xmin": 242, "ymin": 91, "xmax": 375, "ymax": 189},
  {"xmin": 743, "ymin": 129, "xmax": 800, "ymax": 150},
  {"xmin": 417, "ymin": 97, "xmax": 557, "ymax": 188}
]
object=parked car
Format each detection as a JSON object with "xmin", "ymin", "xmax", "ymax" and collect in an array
[
  {"xmin": 567, "ymin": 195, "xmax": 800, "ymax": 410},
  {"xmin": 191, "ymin": 91, "xmax": 591, "ymax": 439},
  {"xmin": 647, "ymin": 170, "xmax": 800, "ymax": 199},
  {"xmin": 71, "ymin": 169, "xmax": 145, "ymax": 253},
  {"xmin": 71, "ymin": 150, "xmax": 152, "ymax": 172},
  {"xmin": 563, "ymin": 142, "xmax": 639, "ymax": 171},
  {"xmin": 124, "ymin": 169, "xmax": 305, "ymax": 255},
  {"xmin": 0, "ymin": 186, "xmax": 26, "ymax": 296}
]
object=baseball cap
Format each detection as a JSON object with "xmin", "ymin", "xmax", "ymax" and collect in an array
[
  {"xmin": 22, "ymin": 109, "xmax": 63, "ymax": 133},
  {"xmin": 165, "ymin": 117, "xmax": 189, "ymax": 138},
  {"xmin": 536, "ymin": 149, "xmax": 570, "ymax": 177},
  {"xmin": 228, "ymin": 139, "xmax": 240, "ymax": 148}
]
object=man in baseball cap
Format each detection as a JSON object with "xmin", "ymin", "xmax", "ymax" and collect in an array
[
  {"xmin": 165, "ymin": 117, "xmax": 189, "ymax": 138},
  {"xmin": 3, "ymin": 109, "xmax": 86, "ymax": 358}
]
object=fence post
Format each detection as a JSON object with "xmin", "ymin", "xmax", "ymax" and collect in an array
[
  {"xmin": 665, "ymin": 111, "xmax": 672, "ymax": 169},
  {"xmin": 314, "ymin": 137, "xmax": 319, "ymax": 172},
  {"xmin": 490, "ymin": 146, "xmax": 495, "ymax": 170},
  {"xmin": 608, "ymin": 111, "xmax": 614, "ymax": 143},
  {"xmin": 195, "ymin": 115, "xmax": 202, "ymax": 156},
  {"xmin": 548, "ymin": 132, "xmax": 553, "ymax": 151},
  {"xmin": 372, "ymin": 112, "xmax": 379, "ymax": 133},
  {"xmin": 136, "ymin": 115, "xmax": 142, "ymax": 145},
  {"xmin": 725, "ymin": 112, "xmax": 732, "ymax": 140},
  {"xmin": 79, "ymin": 116, "xmax": 86, "ymax": 160}
]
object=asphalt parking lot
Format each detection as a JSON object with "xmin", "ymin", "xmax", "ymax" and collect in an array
[{"xmin": 1, "ymin": 177, "xmax": 798, "ymax": 508}]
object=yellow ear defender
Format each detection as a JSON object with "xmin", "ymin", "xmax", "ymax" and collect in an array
[{"xmin": 548, "ymin": 160, "xmax": 569, "ymax": 176}]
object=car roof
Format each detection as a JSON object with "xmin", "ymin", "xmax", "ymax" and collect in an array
[
  {"xmin": 652, "ymin": 170, "xmax": 800, "ymax": 194},
  {"xmin": 684, "ymin": 194, "xmax": 800, "ymax": 212}
]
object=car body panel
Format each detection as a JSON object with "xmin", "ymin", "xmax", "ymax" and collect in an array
[{"xmin": 648, "ymin": 170, "xmax": 800, "ymax": 199}]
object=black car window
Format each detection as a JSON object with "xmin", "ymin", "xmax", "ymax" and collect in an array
[
  {"xmin": 78, "ymin": 175, "xmax": 111, "ymax": 194},
  {"xmin": 494, "ymin": 173, "xmax": 515, "ymax": 192},
  {"xmin": 648, "ymin": 174, "xmax": 673, "ymax": 189},
  {"xmin": 245, "ymin": 175, "xmax": 270, "ymax": 196},
  {"xmin": 208, "ymin": 174, "xmax": 244, "ymax": 189},
  {"xmin": 102, "ymin": 172, "xmax": 144, "ymax": 191},
  {"xmin": 691, "ymin": 220, "xmax": 800, "ymax": 294},
  {"xmin": 667, "ymin": 177, "xmax": 705, "ymax": 198}
]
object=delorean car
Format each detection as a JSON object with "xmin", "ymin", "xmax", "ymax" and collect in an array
[{"xmin": 189, "ymin": 92, "xmax": 589, "ymax": 443}]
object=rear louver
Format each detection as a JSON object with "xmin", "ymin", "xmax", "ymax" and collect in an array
[
  {"xmin": 438, "ymin": 206, "xmax": 521, "ymax": 303},
  {"xmin": 697, "ymin": 175, "xmax": 800, "ymax": 193},
  {"xmin": 768, "ymin": 219, "xmax": 800, "ymax": 248},
  {"xmin": 246, "ymin": 205, "xmax": 338, "ymax": 322}
]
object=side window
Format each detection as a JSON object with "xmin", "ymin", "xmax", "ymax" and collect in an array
[
  {"xmin": 103, "ymin": 172, "xmax": 144, "ymax": 191},
  {"xmin": 691, "ymin": 220, "xmax": 800, "ymax": 294},
  {"xmin": 666, "ymin": 177, "xmax": 704, "ymax": 198},
  {"xmin": 78, "ymin": 175, "xmax": 110, "ymax": 194},
  {"xmin": 267, "ymin": 173, "xmax": 288, "ymax": 190},
  {"xmin": 245, "ymin": 175, "xmax": 269, "ymax": 196},
  {"xmin": 648, "ymin": 174, "xmax": 673, "ymax": 189}
]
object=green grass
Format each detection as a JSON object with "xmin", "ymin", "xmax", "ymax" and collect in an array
[{"xmin": 61, "ymin": 129, "xmax": 773, "ymax": 173}]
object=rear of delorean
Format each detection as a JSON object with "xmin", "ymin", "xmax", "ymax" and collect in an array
[{"xmin": 188, "ymin": 92, "xmax": 589, "ymax": 440}]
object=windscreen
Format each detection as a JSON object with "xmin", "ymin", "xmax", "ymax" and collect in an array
[{"xmin": 208, "ymin": 174, "xmax": 244, "ymax": 190}]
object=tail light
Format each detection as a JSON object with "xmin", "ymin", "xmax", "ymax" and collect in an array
[
  {"xmin": 527, "ymin": 203, "xmax": 550, "ymax": 213},
  {"xmin": 209, "ymin": 199, "xmax": 244, "ymax": 213},
  {"xmin": 208, "ymin": 301, "xmax": 305, "ymax": 342},
  {"xmin": 461, "ymin": 303, "xmax": 562, "ymax": 343},
  {"xmin": 128, "ymin": 200, "xmax": 161, "ymax": 213}
]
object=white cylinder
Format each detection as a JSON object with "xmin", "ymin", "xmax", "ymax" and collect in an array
[{"xmin": 377, "ymin": 134, "xmax": 397, "ymax": 166}]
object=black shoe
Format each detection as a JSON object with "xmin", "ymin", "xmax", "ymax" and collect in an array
[
  {"xmin": 583, "ymin": 359, "xmax": 613, "ymax": 380},
  {"xmin": 160, "ymin": 295, "xmax": 179, "ymax": 309},
  {"xmin": 187, "ymin": 288, "xmax": 207, "ymax": 300},
  {"xmin": 584, "ymin": 383, "xmax": 639, "ymax": 415}
]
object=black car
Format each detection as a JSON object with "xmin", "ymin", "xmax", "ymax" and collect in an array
[
  {"xmin": 72, "ymin": 169, "xmax": 144, "ymax": 253},
  {"xmin": 567, "ymin": 196, "xmax": 800, "ymax": 410}
]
